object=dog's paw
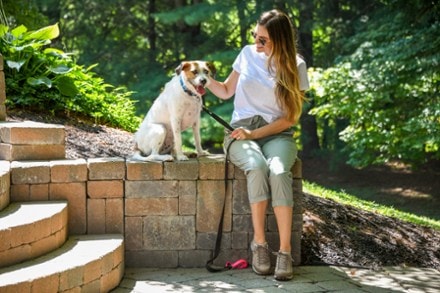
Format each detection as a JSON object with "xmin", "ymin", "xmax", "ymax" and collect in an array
[
  {"xmin": 176, "ymin": 154, "xmax": 189, "ymax": 161},
  {"xmin": 197, "ymin": 150, "xmax": 210, "ymax": 157},
  {"xmin": 143, "ymin": 154, "xmax": 174, "ymax": 162},
  {"xmin": 131, "ymin": 152, "xmax": 148, "ymax": 161}
]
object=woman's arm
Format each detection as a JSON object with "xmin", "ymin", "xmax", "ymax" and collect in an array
[
  {"xmin": 231, "ymin": 117, "xmax": 293, "ymax": 140},
  {"xmin": 231, "ymin": 90, "xmax": 305, "ymax": 140},
  {"xmin": 207, "ymin": 70, "xmax": 239, "ymax": 100}
]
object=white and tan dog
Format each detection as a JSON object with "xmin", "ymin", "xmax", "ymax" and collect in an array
[{"xmin": 132, "ymin": 61, "xmax": 216, "ymax": 161}]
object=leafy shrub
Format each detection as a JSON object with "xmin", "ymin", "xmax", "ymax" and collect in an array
[
  {"xmin": 310, "ymin": 14, "xmax": 439, "ymax": 167},
  {"xmin": 0, "ymin": 23, "xmax": 140, "ymax": 131}
]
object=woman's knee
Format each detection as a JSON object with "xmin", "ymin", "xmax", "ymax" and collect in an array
[
  {"xmin": 269, "ymin": 171, "xmax": 293, "ymax": 205},
  {"xmin": 228, "ymin": 141, "xmax": 267, "ymax": 169}
]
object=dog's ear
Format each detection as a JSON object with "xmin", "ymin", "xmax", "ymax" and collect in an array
[
  {"xmin": 176, "ymin": 62, "xmax": 190, "ymax": 75},
  {"xmin": 206, "ymin": 62, "xmax": 217, "ymax": 78}
]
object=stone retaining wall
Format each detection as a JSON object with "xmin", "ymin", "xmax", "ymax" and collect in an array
[{"xmin": 7, "ymin": 155, "xmax": 303, "ymax": 268}]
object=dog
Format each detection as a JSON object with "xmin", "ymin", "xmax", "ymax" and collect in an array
[{"xmin": 132, "ymin": 61, "xmax": 216, "ymax": 161}]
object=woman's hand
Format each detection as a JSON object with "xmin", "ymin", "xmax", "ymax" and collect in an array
[
  {"xmin": 206, "ymin": 71, "xmax": 239, "ymax": 100},
  {"xmin": 231, "ymin": 127, "xmax": 252, "ymax": 140}
]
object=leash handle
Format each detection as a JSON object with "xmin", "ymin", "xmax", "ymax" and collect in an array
[{"xmin": 226, "ymin": 259, "xmax": 249, "ymax": 269}]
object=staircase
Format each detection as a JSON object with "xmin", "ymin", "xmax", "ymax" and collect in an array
[{"xmin": 0, "ymin": 121, "xmax": 124, "ymax": 292}]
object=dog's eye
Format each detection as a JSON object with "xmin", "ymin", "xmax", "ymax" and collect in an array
[
  {"xmin": 204, "ymin": 69, "xmax": 209, "ymax": 74},
  {"xmin": 192, "ymin": 70, "xmax": 198, "ymax": 75}
]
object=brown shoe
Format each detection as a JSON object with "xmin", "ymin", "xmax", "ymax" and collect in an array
[
  {"xmin": 274, "ymin": 251, "xmax": 293, "ymax": 281},
  {"xmin": 250, "ymin": 240, "xmax": 271, "ymax": 275}
]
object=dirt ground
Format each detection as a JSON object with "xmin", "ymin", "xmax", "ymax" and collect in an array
[{"xmin": 6, "ymin": 109, "xmax": 440, "ymax": 270}]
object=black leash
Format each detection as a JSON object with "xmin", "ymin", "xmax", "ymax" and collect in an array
[
  {"xmin": 202, "ymin": 104, "xmax": 236, "ymax": 272},
  {"xmin": 205, "ymin": 140, "xmax": 236, "ymax": 272},
  {"xmin": 202, "ymin": 105, "xmax": 234, "ymax": 131}
]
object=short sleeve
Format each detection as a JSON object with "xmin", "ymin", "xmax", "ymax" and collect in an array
[
  {"xmin": 232, "ymin": 49, "xmax": 244, "ymax": 74},
  {"xmin": 297, "ymin": 57, "xmax": 310, "ymax": 91}
]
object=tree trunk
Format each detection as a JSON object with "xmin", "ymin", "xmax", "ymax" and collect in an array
[
  {"xmin": 236, "ymin": 1, "xmax": 247, "ymax": 48},
  {"xmin": 147, "ymin": 0, "xmax": 156, "ymax": 64},
  {"xmin": 298, "ymin": 0, "xmax": 320, "ymax": 157}
]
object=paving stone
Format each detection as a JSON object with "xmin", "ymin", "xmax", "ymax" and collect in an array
[{"xmin": 113, "ymin": 266, "xmax": 440, "ymax": 292}]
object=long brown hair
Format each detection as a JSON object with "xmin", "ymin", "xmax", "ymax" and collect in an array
[{"xmin": 258, "ymin": 9, "xmax": 305, "ymax": 124}]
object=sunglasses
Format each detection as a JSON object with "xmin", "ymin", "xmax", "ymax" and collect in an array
[{"xmin": 251, "ymin": 31, "xmax": 270, "ymax": 46}]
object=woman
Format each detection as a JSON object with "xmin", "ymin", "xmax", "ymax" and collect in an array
[{"xmin": 207, "ymin": 9, "xmax": 309, "ymax": 281}]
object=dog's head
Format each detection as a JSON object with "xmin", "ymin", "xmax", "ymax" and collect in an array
[{"xmin": 176, "ymin": 61, "xmax": 216, "ymax": 96}]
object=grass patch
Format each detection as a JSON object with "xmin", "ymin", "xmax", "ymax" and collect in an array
[{"xmin": 304, "ymin": 181, "xmax": 440, "ymax": 230}]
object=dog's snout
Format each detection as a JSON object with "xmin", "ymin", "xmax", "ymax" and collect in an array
[{"xmin": 200, "ymin": 78, "xmax": 207, "ymax": 85}]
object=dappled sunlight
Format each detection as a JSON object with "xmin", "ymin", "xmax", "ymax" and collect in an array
[
  {"xmin": 116, "ymin": 268, "xmax": 282, "ymax": 292},
  {"xmin": 336, "ymin": 266, "xmax": 440, "ymax": 293},
  {"xmin": 303, "ymin": 211, "xmax": 324, "ymax": 235},
  {"xmin": 114, "ymin": 266, "xmax": 440, "ymax": 292},
  {"xmin": 302, "ymin": 156, "xmax": 440, "ymax": 220},
  {"xmin": 301, "ymin": 192, "xmax": 440, "ymax": 270},
  {"xmin": 381, "ymin": 187, "xmax": 432, "ymax": 199},
  {"xmin": 268, "ymin": 157, "xmax": 284, "ymax": 175}
]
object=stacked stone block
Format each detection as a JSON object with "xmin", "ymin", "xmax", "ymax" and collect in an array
[
  {"xmin": 124, "ymin": 154, "xmax": 303, "ymax": 268},
  {"xmin": 0, "ymin": 161, "xmax": 10, "ymax": 211},
  {"xmin": 0, "ymin": 121, "xmax": 65, "ymax": 160},
  {"xmin": 9, "ymin": 158, "xmax": 125, "ymax": 236},
  {"xmin": 87, "ymin": 158, "xmax": 125, "ymax": 235},
  {"xmin": 7, "ymin": 153, "xmax": 303, "ymax": 268},
  {"xmin": 0, "ymin": 201, "xmax": 68, "ymax": 268}
]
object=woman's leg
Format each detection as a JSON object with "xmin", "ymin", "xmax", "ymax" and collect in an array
[
  {"xmin": 261, "ymin": 135, "xmax": 297, "ymax": 280},
  {"xmin": 227, "ymin": 139, "xmax": 272, "ymax": 274},
  {"xmin": 251, "ymin": 199, "xmax": 268, "ymax": 244},
  {"xmin": 227, "ymin": 139, "xmax": 270, "ymax": 242},
  {"xmin": 261, "ymin": 136, "xmax": 297, "ymax": 252},
  {"xmin": 273, "ymin": 206, "xmax": 293, "ymax": 252}
]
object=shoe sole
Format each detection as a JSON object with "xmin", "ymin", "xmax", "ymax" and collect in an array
[
  {"xmin": 274, "ymin": 275, "xmax": 293, "ymax": 281},
  {"xmin": 252, "ymin": 265, "xmax": 272, "ymax": 275}
]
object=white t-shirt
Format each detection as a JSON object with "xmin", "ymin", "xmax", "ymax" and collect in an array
[{"xmin": 231, "ymin": 44, "xmax": 310, "ymax": 124}]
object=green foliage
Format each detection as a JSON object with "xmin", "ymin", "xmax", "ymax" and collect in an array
[
  {"xmin": 3, "ymin": 0, "xmax": 438, "ymax": 168},
  {"xmin": 0, "ymin": 0, "xmax": 49, "ymax": 29},
  {"xmin": 0, "ymin": 23, "xmax": 140, "ymax": 131},
  {"xmin": 310, "ymin": 8, "xmax": 440, "ymax": 167}
]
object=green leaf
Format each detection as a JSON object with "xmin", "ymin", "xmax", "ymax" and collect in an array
[
  {"xmin": 11, "ymin": 25, "xmax": 27, "ymax": 37},
  {"xmin": 26, "ymin": 23, "xmax": 59, "ymax": 41},
  {"xmin": 56, "ymin": 76, "xmax": 78, "ymax": 97},
  {"xmin": 44, "ymin": 48, "xmax": 68, "ymax": 58},
  {"xmin": 0, "ymin": 24, "xmax": 8, "ymax": 37},
  {"xmin": 27, "ymin": 77, "xmax": 52, "ymax": 88},
  {"xmin": 49, "ymin": 65, "xmax": 72, "ymax": 74},
  {"xmin": 6, "ymin": 60, "xmax": 26, "ymax": 71}
]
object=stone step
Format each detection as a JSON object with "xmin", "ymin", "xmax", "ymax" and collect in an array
[
  {"xmin": 0, "ymin": 162, "xmax": 10, "ymax": 211},
  {"xmin": 0, "ymin": 234, "xmax": 124, "ymax": 293},
  {"xmin": 0, "ymin": 201, "xmax": 68, "ymax": 268},
  {"xmin": 0, "ymin": 121, "xmax": 65, "ymax": 160}
]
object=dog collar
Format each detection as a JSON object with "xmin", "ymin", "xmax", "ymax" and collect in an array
[{"xmin": 179, "ymin": 75, "xmax": 199, "ymax": 97}]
